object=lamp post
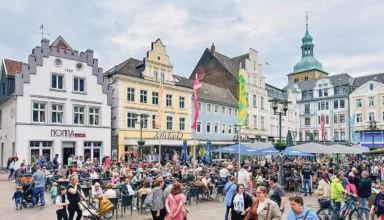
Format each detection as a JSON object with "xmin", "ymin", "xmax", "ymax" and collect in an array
[
  {"xmin": 369, "ymin": 120, "xmax": 377, "ymax": 148},
  {"xmin": 292, "ymin": 130, "xmax": 298, "ymax": 145},
  {"xmin": 268, "ymin": 98, "xmax": 292, "ymax": 185},
  {"xmin": 135, "ymin": 113, "xmax": 149, "ymax": 160},
  {"xmin": 233, "ymin": 124, "xmax": 241, "ymax": 165}
]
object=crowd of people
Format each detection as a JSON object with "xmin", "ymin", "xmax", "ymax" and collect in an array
[{"xmin": 6, "ymin": 152, "xmax": 384, "ymax": 220}]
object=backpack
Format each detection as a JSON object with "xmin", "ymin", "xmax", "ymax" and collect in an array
[{"xmin": 143, "ymin": 189, "xmax": 160, "ymax": 210}]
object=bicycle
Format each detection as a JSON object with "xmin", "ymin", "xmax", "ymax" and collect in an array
[{"xmin": 316, "ymin": 192, "xmax": 370, "ymax": 220}]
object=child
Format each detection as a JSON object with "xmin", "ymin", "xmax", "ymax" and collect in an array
[
  {"xmin": 50, "ymin": 182, "xmax": 58, "ymax": 204},
  {"xmin": 56, "ymin": 186, "xmax": 69, "ymax": 220},
  {"xmin": 12, "ymin": 185, "xmax": 23, "ymax": 210}
]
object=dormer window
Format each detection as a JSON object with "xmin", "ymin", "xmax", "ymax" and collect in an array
[
  {"xmin": 337, "ymin": 87, "xmax": 344, "ymax": 95},
  {"xmin": 294, "ymin": 78, "xmax": 298, "ymax": 82},
  {"xmin": 304, "ymin": 76, "xmax": 308, "ymax": 80},
  {"xmin": 370, "ymin": 84, "xmax": 374, "ymax": 91},
  {"xmin": 304, "ymin": 92, "xmax": 312, "ymax": 100}
]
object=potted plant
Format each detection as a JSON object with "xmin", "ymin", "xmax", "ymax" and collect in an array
[
  {"xmin": 273, "ymin": 142, "xmax": 288, "ymax": 151},
  {"xmin": 137, "ymin": 140, "xmax": 145, "ymax": 146}
]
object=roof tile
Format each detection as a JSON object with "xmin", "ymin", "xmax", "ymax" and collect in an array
[{"xmin": 3, "ymin": 59, "xmax": 23, "ymax": 76}]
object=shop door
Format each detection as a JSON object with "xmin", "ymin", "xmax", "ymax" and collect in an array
[{"xmin": 62, "ymin": 142, "xmax": 75, "ymax": 165}]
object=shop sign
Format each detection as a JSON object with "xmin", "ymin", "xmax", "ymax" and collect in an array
[
  {"xmin": 233, "ymin": 135, "xmax": 250, "ymax": 142},
  {"xmin": 51, "ymin": 129, "xmax": 86, "ymax": 138},
  {"xmin": 267, "ymin": 136, "xmax": 275, "ymax": 141},
  {"xmin": 154, "ymin": 131, "xmax": 183, "ymax": 140}
]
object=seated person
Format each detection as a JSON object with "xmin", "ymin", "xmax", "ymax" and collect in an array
[
  {"xmin": 103, "ymin": 168, "xmax": 112, "ymax": 179},
  {"xmin": 92, "ymin": 182, "xmax": 103, "ymax": 208},
  {"xmin": 111, "ymin": 173, "xmax": 120, "ymax": 184},
  {"xmin": 80, "ymin": 169, "xmax": 91, "ymax": 184},
  {"xmin": 194, "ymin": 176, "xmax": 210, "ymax": 199},
  {"xmin": 90, "ymin": 169, "xmax": 99, "ymax": 179},
  {"xmin": 138, "ymin": 181, "xmax": 152, "ymax": 208},
  {"xmin": 103, "ymin": 183, "xmax": 117, "ymax": 198},
  {"xmin": 121, "ymin": 177, "xmax": 136, "ymax": 196}
]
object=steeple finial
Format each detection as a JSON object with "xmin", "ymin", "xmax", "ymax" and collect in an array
[{"xmin": 306, "ymin": 12, "xmax": 309, "ymax": 30}]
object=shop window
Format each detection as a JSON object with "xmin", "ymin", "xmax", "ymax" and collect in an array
[
  {"xmin": 30, "ymin": 141, "xmax": 52, "ymax": 164},
  {"xmin": 84, "ymin": 141, "xmax": 102, "ymax": 162}
]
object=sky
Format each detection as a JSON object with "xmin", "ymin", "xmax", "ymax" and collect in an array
[{"xmin": 1, "ymin": 0, "xmax": 384, "ymax": 88}]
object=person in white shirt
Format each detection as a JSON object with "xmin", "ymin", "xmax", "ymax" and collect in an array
[
  {"xmin": 237, "ymin": 165, "xmax": 251, "ymax": 193},
  {"xmin": 77, "ymin": 156, "xmax": 83, "ymax": 168},
  {"xmin": 220, "ymin": 167, "xmax": 230, "ymax": 185},
  {"xmin": 11, "ymin": 158, "xmax": 22, "ymax": 182},
  {"xmin": 92, "ymin": 182, "xmax": 103, "ymax": 207},
  {"xmin": 90, "ymin": 169, "xmax": 99, "ymax": 179}
]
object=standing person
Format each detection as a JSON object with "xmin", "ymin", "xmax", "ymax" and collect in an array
[
  {"xmin": 244, "ymin": 186, "xmax": 281, "ymax": 220},
  {"xmin": 50, "ymin": 182, "xmax": 58, "ymax": 204},
  {"xmin": 12, "ymin": 186, "xmax": 23, "ymax": 210},
  {"xmin": 67, "ymin": 174, "xmax": 86, "ymax": 220},
  {"xmin": 8, "ymin": 158, "xmax": 15, "ymax": 181},
  {"xmin": 38, "ymin": 154, "xmax": 45, "ymax": 167},
  {"xmin": 330, "ymin": 172, "xmax": 345, "ymax": 211},
  {"xmin": 12, "ymin": 157, "xmax": 21, "ymax": 183},
  {"xmin": 287, "ymin": 195, "xmax": 319, "ymax": 220},
  {"xmin": 56, "ymin": 186, "xmax": 69, "ymax": 220},
  {"xmin": 268, "ymin": 175, "xmax": 286, "ymax": 213},
  {"xmin": 150, "ymin": 178, "xmax": 167, "ymax": 220},
  {"xmin": 224, "ymin": 177, "xmax": 237, "ymax": 220},
  {"xmin": 238, "ymin": 165, "xmax": 251, "ymax": 193},
  {"xmin": 316, "ymin": 172, "xmax": 331, "ymax": 199},
  {"xmin": 31, "ymin": 166, "xmax": 46, "ymax": 209},
  {"xmin": 165, "ymin": 182, "xmax": 187, "ymax": 220},
  {"xmin": 220, "ymin": 166, "xmax": 230, "ymax": 185},
  {"xmin": 302, "ymin": 163, "xmax": 312, "ymax": 196},
  {"xmin": 52, "ymin": 154, "xmax": 59, "ymax": 171},
  {"xmin": 358, "ymin": 171, "xmax": 372, "ymax": 219},
  {"xmin": 67, "ymin": 155, "xmax": 73, "ymax": 168},
  {"xmin": 370, "ymin": 182, "xmax": 384, "ymax": 219},
  {"xmin": 228, "ymin": 184, "xmax": 253, "ymax": 220}
]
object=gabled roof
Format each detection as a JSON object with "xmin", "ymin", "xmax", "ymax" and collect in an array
[
  {"xmin": 50, "ymin": 36, "xmax": 72, "ymax": 50},
  {"xmin": 295, "ymin": 73, "xmax": 352, "ymax": 91},
  {"xmin": 353, "ymin": 73, "xmax": 384, "ymax": 87},
  {"xmin": 173, "ymin": 75, "xmax": 237, "ymax": 107},
  {"xmin": 206, "ymin": 49, "xmax": 250, "ymax": 79},
  {"xmin": 105, "ymin": 58, "xmax": 143, "ymax": 77},
  {"xmin": 3, "ymin": 59, "xmax": 23, "ymax": 76}
]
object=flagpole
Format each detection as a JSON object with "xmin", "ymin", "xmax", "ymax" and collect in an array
[
  {"xmin": 238, "ymin": 125, "xmax": 241, "ymax": 165},
  {"xmin": 159, "ymin": 128, "xmax": 162, "ymax": 165},
  {"xmin": 193, "ymin": 130, "xmax": 196, "ymax": 169}
]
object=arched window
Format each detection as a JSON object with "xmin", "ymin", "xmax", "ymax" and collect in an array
[
  {"xmin": 294, "ymin": 78, "xmax": 299, "ymax": 82},
  {"xmin": 304, "ymin": 76, "xmax": 309, "ymax": 81}
]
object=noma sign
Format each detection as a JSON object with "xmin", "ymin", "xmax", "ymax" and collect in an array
[
  {"xmin": 154, "ymin": 131, "xmax": 183, "ymax": 140},
  {"xmin": 51, "ymin": 129, "xmax": 86, "ymax": 138}
]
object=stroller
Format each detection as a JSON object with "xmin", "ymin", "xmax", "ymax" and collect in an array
[
  {"xmin": 21, "ymin": 183, "xmax": 40, "ymax": 208},
  {"xmin": 16, "ymin": 170, "xmax": 32, "ymax": 186},
  {"xmin": 81, "ymin": 197, "xmax": 114, "ymax": 220}
]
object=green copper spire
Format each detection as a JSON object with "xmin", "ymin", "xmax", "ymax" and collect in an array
[{"xmin": 293, "ymin": 12, "xmax": 323, "ymax": 73}]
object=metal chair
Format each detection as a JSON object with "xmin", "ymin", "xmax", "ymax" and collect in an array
[
  {"xmin": 109, "ymin": 197, "xmax": 119, "ymax": 219},
  {"xmin": 82, "ymin": 187, "xmax": 92, "ymax": 200},
  {"xmin": 196, "ymin": 187, "xmax": 204, "ymax": 203},
  {"xmin": 140, "ymin": 194, "xmax": 148, "ymax": 213},
  {"xmin": 91, "ymin": 179, "xmax": 102, "ymax": 185},
  {"xmin": 119, "ymin": 195, "xmax": 133, "ymax": 217},
  {"xmin": 188, "ymin": 188, "xmax": 198, "ymax": 206},
  {"xmin": 215, "ymin": 185, "xmax": 225, "ymax": 202},
  {"xmin": 114, "ymin": 189, "xmax": 121, "ymax": 199}
]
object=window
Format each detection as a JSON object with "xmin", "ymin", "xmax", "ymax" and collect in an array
[
  {"xmin": 33, "ymin": 102, "xmax": 46, "ymax": 122},
  {"xmin": 214, "ymin": 105, "xmax": 219, "ymax": 114},
  {"xmin": 305, "ymin": 116, "xmax": 310, "ymax": 125},
  {"xmin": 253, "ymin": 95, "xmax": 257, "ymax": 108},
  {"xmin": 326, "ymin": 101, "xmax": 329, "ymax": 110},
  {"xmin": 179, "ymin": 97, "xmax": 185, "ymax": 109},
  {"xmin": 261, "ymin": 116, "xmax": 265, "ymax": 129},
  {"xmin": 140, "ymin": 114, "xmax": 148, "ymax": 128},
  {"xmin": 334, "ymin": 130, "xmax": 339, "ymax": 141},
  {"xmin": 127, "ymin": 113, "xmax": 135, "ymax": 128},
  {"xmin": 166, "ymin": 94, "xmax": 172, "ymax": 107},
  {"xmin": 161, "ymin": 73, "xmax": 165, "ymax": 83},
  {"xmin": 206, "ymin": 104, "xmax": 212, "ymax": 113},
  {"xmin": 153, "ymin": 71, "xmax": 158, "ymax": 81},
  {"xmin": 383, "ymin": 96, "xmax": 384, "ymax": 105},
  {"xmin": 334, "ymin": 114, "xmax": 338, "ymax": 123},
  {"xmin": 73, "ymin": 77, "xmax": 85, "ymax": 92},
  {"xmin": 222, "ymin": 124, "xmax": 226, "ymax": 135},
  {"xmin": 0, "ymin": 110, "xmax": 2, "ymax": 129},
  {"xmin": 222, "ymin": 107, "xmax": 226, "ymax": 115},
  {"xmin": 152, "ymin": 115, "xmax": 156, "ymax": 129},
  {"xmin": 356, "ymin": 99, "xmax": 362, "ymax": 107},
  {"xmin": 334, "ymin": 100, "xmax": 338, "ymax": 109},
  {"xmin": 51, "ymin": 104, "xmax": 63, "ymax": 124},
  {"xmin": 340, "ymin": 99, "xmax": 345, "ymax": 108},
  {"xmin": 340, "ymin": 114, "xmax": 345, "ymax": 123},
  {"xmin": 324, "ymin": 89, "xmax": 328, "ymax": 96},
  {"xmin": 304, "ymin": 92, "xmax": 312, "ymax": 100},
  {"xmin": 318, "ymin": 102, "xmax": 320, "ymax": 110},
  {"xmin": 228, "ymin": 124, "xmax": 232, "ymax": 135},
  {"xmin": 356, "ymin": 113, "xmax": 362, "ymax": 123},
  {"xmin": 369, "ymin": 112, "xmax": 375, "ymax": 121},
  {"xmin": 304, "ymin": 104, "xmax": 310, "ymax": 114},
  {"xmin": 370, "ymin": 84, "xmax": 374, "ymax": 91},
  {"xmin": 253, "ymin": 115, "xmax": 257, "ymax": 129},
  {"xmin": 369, "ymin": 97, "xmax": 375, "ymax": 106},
  {"xmin": 196, "ymin": 122, "xmax": 202, "ymax": 133},
  {"xmin": 179, "ymin": 117, "xmax": 185, "ymax": 131},
  {"xmin": 127, "ymin": 88, "xmax": 135, "ymax": 102},
  {"xmin": 54, "ymin": 58, "xmax": 62, "ymax": 67},
  {"xmin": 318, "ymin": 116, "xmax": 321, "ymax": 125},
  {"xmin": 166, "ymin": 116, "xmax": 173, "ymax": 130},
  {"xmin": 152, "ymin": 92, "xmax": 159, "ymax": 105},
  {"xmin": 234, "ymin": 109, "xmax": 238, "ymax": 117},
  {"xmin": 51, "ymin": 73, "xmax": 64, "ymax": 90},
  {"xmin": 89, "ymin": 107, "xmax": 100, "ymax": 125},
  {"xmin": 198, "ymin": 102, "xmax": 202, "ymax": 111},
  {"xmin": 321, "ymin": 102, "xmax": 325, "ymax": 110},
  {"xmin": 304, "ymin": 76, "xmax": 308, "ymax": 80},
  {"xmin": 326, "ymin": 115, "xmax": 329, "ymax": 124},
  {"xmin": 246, "ymin": 92, "xmax": 249, "ymax": 106},
  {"xmin": 30, "ymin": 141, "xmax": 53, "ymax": 164},
  {"xmin": 214, "ymin": 123, "xmax": 219, "ymax": 134},
  {"xmin": 319, "ymin": 90, "xmax": 323, "ymax": 97},
  {"xmin": 206, "ymin": 122, "xmax": 212, "ymax": 133},
  {"xmin": 337, "ymin": 87, "xmax": 344, "ymax": 95},
  {"xmin": 260, "ymin": 97, "xmax": 264, "ymax": 109},
  {"xmin": 140, "ymin": 90, "xmax": 147, "ymax": 104},
  {"xmin": 83, "ymin": 142, "xmax": 101, "ymax": 162},
  {"xmin": 228, "ymin": 108, "xmax": 232, "ymax": 116},
  {"xmin": 73, "ymin": 106, "xmax": 85, "ymax": 125},
  {"xmin": 75, "ymin": 63, "xmax": 83, "ymax": 71}
]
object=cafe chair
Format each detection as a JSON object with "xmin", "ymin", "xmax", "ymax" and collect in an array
[
  {"xmin": 92, "ymin": 179, "xmax": 102, "ymax": 185},
  {"xmin": 119, "ymin": 195, "xmax": 134, "ymax": 217},
  {"xmin": 140, "ymin": 194, "xmax": 148, "ymax": 214},
  {"xmin": 188, "ymin": 188, "xmax": 198, "ymax": 206},
  {"xmin": 108, "ymin": 197, "xmax": 119, "ymax": 219},
  {"xmin": 215, "ymin": 185, "xmax": 225, "ymax": 202}
]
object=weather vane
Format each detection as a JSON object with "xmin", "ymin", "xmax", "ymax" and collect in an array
[{"xmin": 306, "ymin": 12, "xmax": 309, "ymax": 26}]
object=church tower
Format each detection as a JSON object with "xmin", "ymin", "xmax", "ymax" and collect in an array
[{"xmin": 291, "ymin": 12, "xmax": 328, "ymax": 82}]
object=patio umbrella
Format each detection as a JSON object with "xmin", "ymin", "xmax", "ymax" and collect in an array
[
  {"xmin": 180, "ymin": 140, "xmax": 188, "ymax": 164},
  {"xmin": 243, "ymin": 142, "xmax": 272, "ymax": 150},
  {"xmin": 286, "ymin": 130, "xmax": 294, "ymax": 147},
  {"xmin": 213, "ymin": 144, "xmax": 262, "ymax": 155},
  {"xmin": 309, "ymin": 132, "xmax": 314, "ymax": 142},
  {"xmin": 249, "ymin": 146, "xmax": 315, "ymax": 156},
  {"xmin": 202, "ymin": 140, "xmax": 212, "ymax": 165}
]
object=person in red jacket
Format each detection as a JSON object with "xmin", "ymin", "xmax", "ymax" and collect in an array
[{"xmin": 105, "ymin": 156, "xmax": 111, "ymax": 167}]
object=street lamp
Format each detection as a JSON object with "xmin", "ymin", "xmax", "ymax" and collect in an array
[
  {"xmin": 292, "ymin": 130, "xmax": 298, "ymax": 145},
  {"xmin": 369, "ymin": 120, "xmax": 377, "ymax": 148},
  {"xmin": 268, "ymin": 98, "xmax": 292, "ymax": 186},
  {"xmin": 135, "ymin": 113, "xmax": 149, "ymax": 160}
]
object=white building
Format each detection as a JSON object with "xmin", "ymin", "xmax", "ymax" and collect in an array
[{"xmin": 0, "ymin": 37, "xmax": 112, "ymax": 166}]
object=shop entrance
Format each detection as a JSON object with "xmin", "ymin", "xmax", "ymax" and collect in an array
[{"xmin": 62, "ymin": 142, "xmax": 75, "ymax": 166}]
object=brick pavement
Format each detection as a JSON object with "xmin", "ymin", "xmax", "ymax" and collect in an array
[{"xmin": 0, "ymin": 171, "xmax": 320, "ymax": 219}]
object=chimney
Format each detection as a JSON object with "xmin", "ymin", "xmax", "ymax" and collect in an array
[{"xmin": 211, "ymin": 43, "xmax": 215, "ymax": 55}]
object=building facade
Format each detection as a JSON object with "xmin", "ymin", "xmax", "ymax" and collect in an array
[
  {"xmin": 0, "ymin": 37, "xmax": 112, "ymax": 166},
  {"xmin": 350, "ymin": 74, "xmax": 384, "ymax": 147},
  {"xmin": 107, "ymin": 39, "xmax": 193, "ymax": 162}
]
